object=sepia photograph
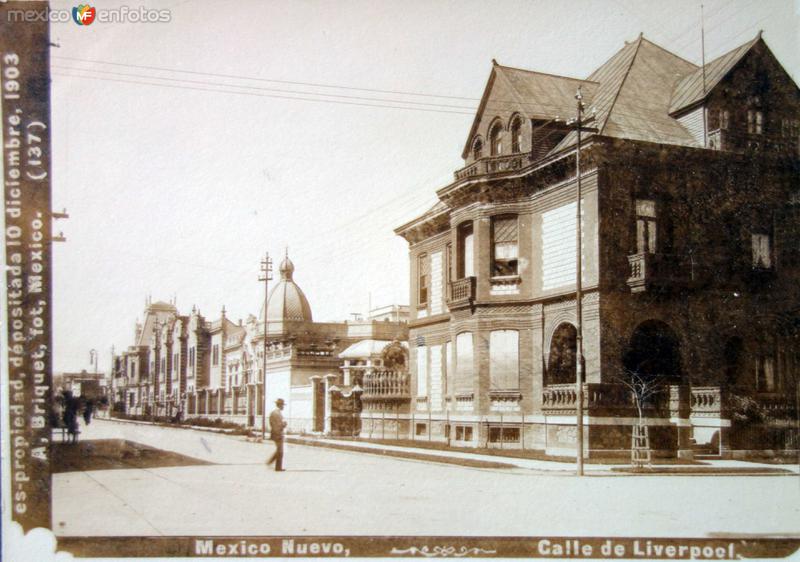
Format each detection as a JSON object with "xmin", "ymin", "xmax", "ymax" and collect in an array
[{"xmin": 1, "ymin": 0, "xmax": 799, "ymax": 560}]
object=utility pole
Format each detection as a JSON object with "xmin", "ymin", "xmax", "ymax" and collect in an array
[
  {"xmin": 565, "ymin": 86, "xmax": 597, "ymax": 477},
  {"xmin": 701, "ymin": 4, "xmax": 708, "ymax": 147},
  {"xmin": 108, "ymin": 345, "xmax": 115, "ymax": 416},
  {"xmin": 259, "ymin": 252, "xmax": 273, "ymax": 440}
]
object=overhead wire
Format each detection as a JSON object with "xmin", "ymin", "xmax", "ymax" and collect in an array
[
  {"xmin": 52, "ymin": 67, "xmax": 698, "ymax": 123},
  {"xmin": 51, "ymin": 65, "xmax": 479, "ymax": 111},
  {"xmin": 52, "ymin": 54, "xmax": 481, "ymax": 102},
  {"xmin": 51, "ymin": 71, "xmax": 476, "ymax": 116}
]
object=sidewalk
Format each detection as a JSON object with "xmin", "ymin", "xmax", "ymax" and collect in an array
[
  {"xmin": 288, "ymin": 434, "xmax": 800, "ymax": 475},
  {"xmin": 86, "ymin": 417, "xmax": 798, "ymax": 475}
]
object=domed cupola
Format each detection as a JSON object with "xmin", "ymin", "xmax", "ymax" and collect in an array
[{"xmin": 261, "ymin": 253, "xmax": 313, "ymax": 329}]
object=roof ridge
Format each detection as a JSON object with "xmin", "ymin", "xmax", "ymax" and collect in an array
[
  {"xmin": 598, "ymin": 35, "xmax": 644, "ymax": 136},
  {"xmin": 496, "ymin": 63, "xmax": 599, "ymax": 84},
  {"xmin": 669, "ymin": 32, "xmax": 762, "ymax": 114},
  {"xmin": 702, "ymin": 32, "xmax": 760, "ymax": 70},
  {"xmin": 639, "ymin": 36, "xmax": 699, "ymax": 69}
]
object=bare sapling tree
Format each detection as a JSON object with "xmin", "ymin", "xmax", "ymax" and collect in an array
[{"xmin": 611, "ymin": 369, "xmax": 670, "ymax": 467}]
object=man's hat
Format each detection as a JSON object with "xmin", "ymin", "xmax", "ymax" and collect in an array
[{"xmin": 275, "ymin": 398, "xmax": 285, "ymax": 405}]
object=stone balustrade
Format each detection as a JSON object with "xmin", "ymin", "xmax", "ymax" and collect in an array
[
  {"xmin": 542, "ymin": 383, "xmax": 639, "ymax": 415},
  {"xmin": 453, "ymin": 153, "xmax": 529, "ymax": 180},
  {"xmin": 361, "ymin": 370, "xmax": 410, "ymax": 401},
  {"xmin": 690, "ymin": 386, "xmax": 723, "ymax": 415}
]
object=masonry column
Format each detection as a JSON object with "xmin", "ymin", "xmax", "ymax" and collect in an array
[
  {"xmin": 310, "ymin": 375, "xmax": 322, "ymax": 432},
  {"xmin": 718, "ymin": 385, "xmax": 731, "ymax": 458},
  {"xmin": 323, "ymin": 374, "xmax": 337, "ymax": 434},
  {"xmin": 254, "ymin": 384, "xmax": 260, "ymax": 429},
  {"xmin": 671, "ymin": 384, "xmax": 693, "ymax": 460}
]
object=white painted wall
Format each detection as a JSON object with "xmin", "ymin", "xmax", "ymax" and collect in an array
[
  {"xmin": 541, "ymin": 201, "xmax": 585, "ymax": 290},
  {"xmin": 430, "ymin": 345, "xmax": 443, "ymax": 411},
  {"xmin": 265, "ymin": 371, "xmax": 291, "ymax": 429}
]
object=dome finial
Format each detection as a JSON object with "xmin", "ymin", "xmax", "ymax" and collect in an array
[
  {"xmin": 279, "ymin": 251, "xmax": 294, "ymax": 280},
  {"xmin": 262, "ymin": 253, "xmax": 313, "ymax": 326}
]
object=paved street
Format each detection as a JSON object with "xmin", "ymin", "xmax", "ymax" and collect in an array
[{"xmin": 52, "ymin": 419, "xmax": 800, "ymax": 538}]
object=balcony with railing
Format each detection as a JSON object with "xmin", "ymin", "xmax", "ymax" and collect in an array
[
  {"xmin": 453, "ymin": 153, "xmax": 530, "ymax": 181},
  {"xmin": 626, "ymin": 252, "xmax": 690, "ymax": 293},
  {"xmin": 447, "ymin": 276, "xmax": 476, "ymax": 308},
  {"xmin": 361, "ymin": 370, "xmax": 410, "ymax": 401}
]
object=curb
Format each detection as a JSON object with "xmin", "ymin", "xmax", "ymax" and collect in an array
[
  {"xmin": 104, "ymin": 416, "xmax": 248, "ymax": 436},
  {"xmin": 286, "ymin": 437, "xmax": 519, "ymax": 470}
]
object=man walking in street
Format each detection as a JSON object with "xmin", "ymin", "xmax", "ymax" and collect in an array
[{"xmin": 267, "ymin": 398, "xmax": 287, "ymax": 471}]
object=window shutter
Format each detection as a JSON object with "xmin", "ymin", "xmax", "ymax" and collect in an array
[{"xmin": 493, "ymin": 216, "xmax": 518, "ymax": 243}]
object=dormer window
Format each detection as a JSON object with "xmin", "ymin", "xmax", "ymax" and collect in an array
[
  {"xmin": 472, "ymin": 136, "xmax": 483, "ymax": 160},
  {"xmin": 489, "ymin": 122, "xmax": 503, "ymax": 156},
  {"xmin": 510, "ymin": 116, "xmax": 523, "ymax": 153}
]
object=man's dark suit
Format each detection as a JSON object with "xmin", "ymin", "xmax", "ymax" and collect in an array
[{"xmin": 267, "ymin": 408, "xmax": 287, "ymax": 471}]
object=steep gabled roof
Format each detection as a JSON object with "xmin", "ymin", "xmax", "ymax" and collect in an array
[
  {"xmin": 208, "ymin": 316, "xmax": 238, "ymax": 334},
  {"xmin": 552, "ymin": 35, "xmax": 699, "ymax": 153},
  {"xmin": 136, "ymin": 301, "xmax": 178, "ymax": 347},
  {"xmin": 669, "ymin": 33, "xmax": 761, "ymax": 114},
  {"xmin": 460, "ymin": 62, "xmax": 597, "ymax": 159},
  {"xmin": 600, "ymin": 37, "xmax": 699, "ymax": 145},
  {"xmin": 498, "ymin": 65, "xmax": 598, "ymax": 120}
]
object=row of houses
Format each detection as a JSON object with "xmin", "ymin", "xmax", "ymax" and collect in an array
[
  {"xmin": 112, "ymin": 32, "xmax": 798, "ymax": 459},
  {"xmin": 110, "ymin": 255, "xmax": 409, "ymax": 434}
]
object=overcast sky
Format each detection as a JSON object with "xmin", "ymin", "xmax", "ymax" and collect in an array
[{"xmin": 45, "ymin": 0, "xmax": 799, "ymax": 372}]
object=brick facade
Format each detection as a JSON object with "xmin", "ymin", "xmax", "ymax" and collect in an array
[{"xmin": 392, "ymin": 34, "xmax": 799, "ymax": 458}]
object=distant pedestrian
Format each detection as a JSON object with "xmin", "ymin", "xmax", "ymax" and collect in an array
[
  {"xmin": 267, "ymin": 398, "xmax": 287, "ymax": 472},
  {"xmin": 83, "ymin": 399, "xmax": 94, "ymax": 425},
  {"xmin": 62, "ymin": 390, "xmax": 80, "ymax": 444}
]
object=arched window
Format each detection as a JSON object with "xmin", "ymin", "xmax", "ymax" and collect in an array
[
  {"xmin": 547, "ymin": 323, "xmax": 577, "ymax": 384},
  {"xmin": 623, "ymin": 320, "xmax": 682, "ymax": 382},
  {"xmin": 472, "ymin": 136, "xmax": 483, "ymax": 160},
  {"xmin": 510, "ymin": 116, "xmax": 523, "ymax": 153},
  {"xmin": 489, "ymin": 122, "xmax": 503, "ymax": 156}
]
